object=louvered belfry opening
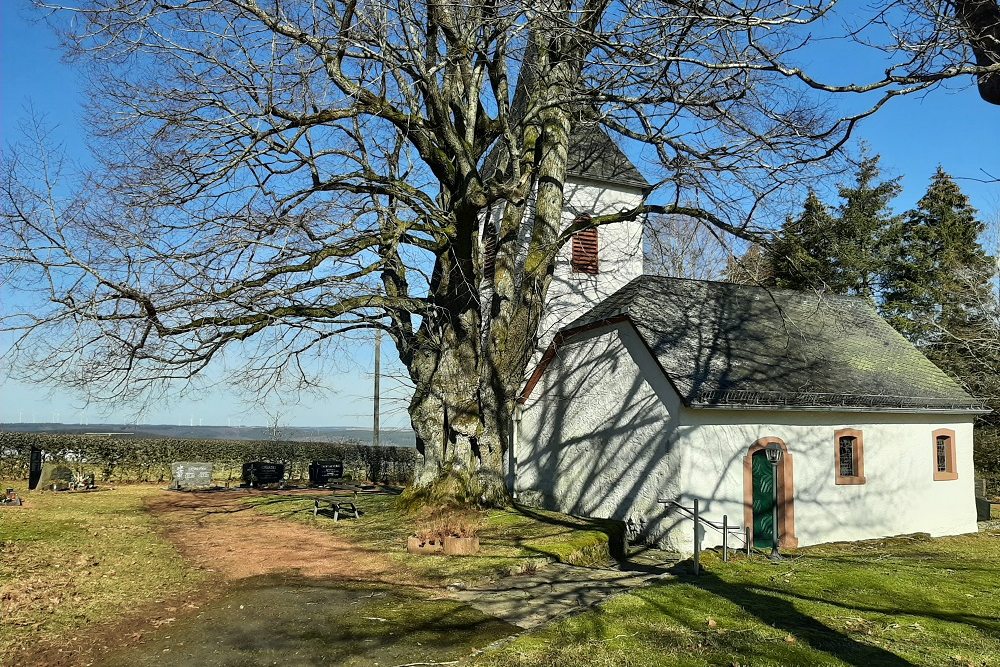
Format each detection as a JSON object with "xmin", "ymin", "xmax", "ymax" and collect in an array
[
  {"xmin": 571, "ymin": 217, "xmax": 599, "ymax": 274},
  {"xmin": 483, "ymin": 219, "xmax": 498, "ymax": 280}
]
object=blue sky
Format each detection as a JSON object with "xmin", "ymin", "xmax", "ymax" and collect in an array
[{"xmin": 2, "ymin": 4, "xmax": 999, "ymax": 427}]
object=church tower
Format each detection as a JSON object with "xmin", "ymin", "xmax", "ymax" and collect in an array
[{"xmin": 536, "ymin": 129, "xmax": 649, "ymax": 350}]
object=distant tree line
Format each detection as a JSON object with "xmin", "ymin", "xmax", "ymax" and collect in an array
[
  {"xmin": 728, "ymin": 159, "xmax": 1000, "ymax": 488},
  {"xmin": 0, "ymin": 432, "xmax": 416, "ymax": 485}
]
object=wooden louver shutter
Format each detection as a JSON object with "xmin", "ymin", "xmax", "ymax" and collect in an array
[
  {"xmin": 483, "ymin": 220, "xmax": 498, "ymax": 280},
  {"xmin": 571, "ymin": 223, "xmax": 599, "ymax": 274}
]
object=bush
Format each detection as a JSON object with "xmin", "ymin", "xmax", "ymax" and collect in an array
[{"xmin": 0, "ymin": 432, "xmax": 416, "ymax": 485}]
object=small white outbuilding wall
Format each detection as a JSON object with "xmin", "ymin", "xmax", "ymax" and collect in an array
[{"xmin": 513, "ymin": 321, "xmax": 980, "ymax": 555}]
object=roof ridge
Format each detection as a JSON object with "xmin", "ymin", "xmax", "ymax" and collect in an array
[{"xmin": 629, "ymin": 274, "xmax": 873, "ymax": 305}]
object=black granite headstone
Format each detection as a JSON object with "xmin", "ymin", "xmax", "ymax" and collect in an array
[
  {"xmin": 308, "ymin": 460, "xmax": 345, "ymax": 485},
  {"xmin": 242, "ymin": 461, "xmax": 285, "ymax": 486},
  {"xmin": 28, "ymin": 447, "xmax": 43, "ymax": 490}
]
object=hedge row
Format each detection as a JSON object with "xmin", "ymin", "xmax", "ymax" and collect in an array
[{"xmin": 0, "ymin": 432, "xmax": 417, "ymax": 484}]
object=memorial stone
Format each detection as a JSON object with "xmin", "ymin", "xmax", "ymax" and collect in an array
[
  {"xmin": 242, "ymin": 461, "xmax": 285, "ymax": 486},
  {"xmin": 28, "ymin": 447, "xmax": 43, "ymax": 490},
  {"xmin": 309, "ymin": 460, "xmax": 345, "ymax": 485},
  {"xmin": 170, "ymin": 462, "xmax": 214, "ymax": 490},
  {"xmin": 34, "ymin": 463, "xmax": 73, "ymax": 491}
]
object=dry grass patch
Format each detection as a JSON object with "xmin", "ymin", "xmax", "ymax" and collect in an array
[{"xmin": 0, "ymin": 484, "xmax": 203, "ymax": 663}]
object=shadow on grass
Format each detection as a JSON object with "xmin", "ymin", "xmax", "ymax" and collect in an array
[
  {"xmin": 512, "ymin": 503, "xmax": 626, "ymax": 560},
  {"xmin": 661, "ymin": 568, "xmax": 915, "ymax": 666}
]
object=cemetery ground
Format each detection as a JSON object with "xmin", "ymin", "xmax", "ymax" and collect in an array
[{"xmin": 0, "ymin": 488, "xmax": 998, "ymax": 667}]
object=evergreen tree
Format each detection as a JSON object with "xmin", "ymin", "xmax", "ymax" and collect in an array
[
  {"xmin": 881, "ymin": 168, "xmax": 998, "ymax": 402},
  {"xmin": 769, "ymin": 189, "xmax": 838, "ymax": 290},
  {"xmin": 829, "ymin": 155, "xmax": 902, "ymax": 299}
]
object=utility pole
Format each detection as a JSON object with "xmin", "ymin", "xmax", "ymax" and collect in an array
[{"xmin": 373, "ymin": 329, "xmax": 381, "ymax": 448}]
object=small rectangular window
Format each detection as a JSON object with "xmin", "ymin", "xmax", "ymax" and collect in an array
[
  {"xmin": 933, "ymin": 429, "xmax": 958, "ymax": 481},
  {"xmin": 834, "ymin": 428, "xmax": 865, "ymax": 485}
]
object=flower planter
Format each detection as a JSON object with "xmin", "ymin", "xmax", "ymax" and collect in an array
[
  {"xmin": 407, "ymin": 535, "xmax": 444, "ymax": 555},
  {"xmin": 443, "ymin": 535, "xmax": 480, "ymax": 556}
]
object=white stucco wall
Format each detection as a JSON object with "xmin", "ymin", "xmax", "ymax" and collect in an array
[
  {"xmin": 515, "ymin": 321, "xmax": 981, "ymax": 555},
  {"xmin": 515, "ymin": 321, "xmax": 682, "ymax": 543},
  {"xmin": 675, "ymin": 410, "xmax": 978, "ymax": 553},
  {"xmin": 536, "ymin": 177, "xmax": 645, "ymax": 350}
]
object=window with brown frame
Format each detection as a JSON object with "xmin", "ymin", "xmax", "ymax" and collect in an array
[
  {"xmin": 570, "ymin": 221, "xmax": 599, "ymax": 275},
  {"xmin": 932, "ymin": 428, "xmax": 958, "ymax": 481},
  {"xmin": 834, "ymin": 428, "xmax": 865, "ymax": 485}
]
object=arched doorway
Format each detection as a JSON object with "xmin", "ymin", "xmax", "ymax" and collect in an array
[{"xmin": 743, "ymin": 437, "xmax": 797, "ymax": 549}]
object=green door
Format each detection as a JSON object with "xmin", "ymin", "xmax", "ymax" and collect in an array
[{"xmin": 752, "ymin": 451, "xmax": 776, "ymax": 548}]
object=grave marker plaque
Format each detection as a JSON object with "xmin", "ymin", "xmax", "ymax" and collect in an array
[
  {"xmin": 170, "ymin": 462, "xmax": 214, "ymax": 490},
  {"xmin": 309, "ymin": 460, "xmax": 345, "ymax": 485},
  {"xmin": 29, "ymin": 447, "xmax": 43, "ymax": 490},
  {"xmin": 242, "ymin": 461, "xmax": 285, "ymax": 486}
]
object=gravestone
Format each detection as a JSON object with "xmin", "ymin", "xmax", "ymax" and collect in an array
[
  {"xmin": 975, "ymin": 476, "xmax": 993, "ymax": 521},
  {"xmin": 170, "ymin": 462, "xmax": 214, "ymax": 490},
  {"xmin": 308, "ymin": 460, "xmax": 344, "ymax": 485},
  {"xmin": 242, "ymin": 461, "xmax": 285, "ymax": 487},
  {"xmin": 974, "ymin": 476, "xmax": 987, "ymax": 499},
  {"xmin": 34, "ymin": 463, "xmax": 73, "ymax": 491},
  {"xmin": 28, "ymin": 447, "xmax": 43, "ymax": 490}
]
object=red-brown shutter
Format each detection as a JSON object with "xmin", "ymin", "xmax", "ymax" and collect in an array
[
  {"xmin": 483, "ymin": 220, "xmax": 498, "ymax": 280},
  {"xmin": 571, "ymin": 223, "xmax": 599, "ymax": 274}
]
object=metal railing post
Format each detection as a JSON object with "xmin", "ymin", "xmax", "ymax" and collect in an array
[
  {"xmin": 692, "ymin": 498, "xmax": 700, "ymax": 576},
  {"xmin": 745, "ymin": 526, "xmax": 751, "ymax": 556},
  {"xmin": 722, "ymin": 514, "xmax": 729, "ymax": 562}
]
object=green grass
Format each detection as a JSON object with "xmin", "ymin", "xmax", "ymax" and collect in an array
[
  {"xmin": 473, "ymin": 530, "xmax": 1000, "ymax": 666},
  {"xmin": 245, "ymin": 493, "xmax": 620, "ymax": 584},
  {"xmin": 0, "ymin": 483, "xmax": 204, "ymax": 659}
]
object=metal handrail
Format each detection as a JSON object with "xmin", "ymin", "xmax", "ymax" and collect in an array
[
  {"xmin": 657, "ymin": 497, "xmax": 751, "ymax": 572},
  {"xmin": 661, "ymin": 499, "xmax": 745, "ymax": 536}
]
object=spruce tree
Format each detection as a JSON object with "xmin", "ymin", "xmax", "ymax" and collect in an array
[
  {"xmin": 882, "ymin": 168, "xmax": 998, "ymax": 404},
  {"xmin": 830, "ymin": 155, "xmax": 902, "ymax": 299},
  {"xmin": 770, "ymin": 189, "xmax": 837, "ymax": 290}
]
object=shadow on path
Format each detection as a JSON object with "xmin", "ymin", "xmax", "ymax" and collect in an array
[{"xmin": 98, "ymin": 577, "xmax": 517, "ymax": 667}]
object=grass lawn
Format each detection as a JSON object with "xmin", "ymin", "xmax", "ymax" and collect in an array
[
  {"xmin": 244, "ymin": 493, "xmax": 621, "ymax": 585},
  {"xmin": 0, "ymin": 484, "xmax": 204, "ymax": 661},
  {"xmin": 473, "ymin": 529, "xmax": 1000, "ymax": 667}
]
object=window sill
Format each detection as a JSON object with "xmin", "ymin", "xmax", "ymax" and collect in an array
[
  {"xmin": 933, "ymin": 471, "xmax": 959, "ymax": 481},
  {"xmin": 835, "ymin": 476, "xmax": 866, "ymax": 486}
]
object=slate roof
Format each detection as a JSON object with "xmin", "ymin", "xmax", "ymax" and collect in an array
[
  {"xmin": 559, "ymin": 276, "xmax": 987, "ymax": 412},
  {"xmin": 566, "ymin": 126, "xmax": 649, "ymax": 189},
  {"xmin": 481, "ymin": 125, "xmax": 649, "ymax": 190}
]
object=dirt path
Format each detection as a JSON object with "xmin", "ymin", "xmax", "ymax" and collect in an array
[
  {"xmin": 144, "ymin": 489, "xmax": 407, "ymax": 584},
  {"xmin": 90, "ymin": 490, "xmax": 663, "ymax": 667},
  {"xmin": 89, "ymin": 490, "xmax": 519, "ymax": 667}
]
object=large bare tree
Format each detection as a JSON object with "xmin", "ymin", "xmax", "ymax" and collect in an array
[{"xmin": 2, "ymin": 0, "xmax": 997, "ymax": 502}]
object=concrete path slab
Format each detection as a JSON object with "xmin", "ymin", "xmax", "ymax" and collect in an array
[{"xmin": 448, "ymin": 549, "xmax": 680, "ymax": 628}]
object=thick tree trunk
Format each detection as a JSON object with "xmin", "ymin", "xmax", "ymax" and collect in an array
[
  {"xmin": 955, "ymin": 0, "xmax": 1000, "ymax": 105},
  {"xmin": 405, "ymin": 13, "xmax": 581, "ymax": 507}
]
